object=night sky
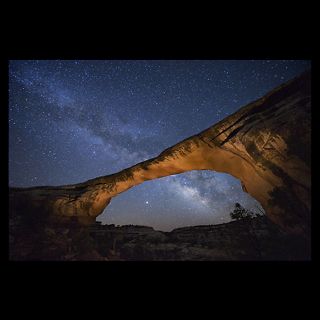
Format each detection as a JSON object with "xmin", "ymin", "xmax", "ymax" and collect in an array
[{"xmin": 9, "ymin": 60, "xmax": 311, "ymax": 231}]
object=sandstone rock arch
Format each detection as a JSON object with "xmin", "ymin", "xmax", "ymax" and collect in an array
[{"xmin": 9, "ymin": 70, "xmax": 311, "ymax": 236}]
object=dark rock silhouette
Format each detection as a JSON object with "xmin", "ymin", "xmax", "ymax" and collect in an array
[
  {"xmin": 9, "ymin": 70, "xmax": 311, "ymax": 238},
  {"xmin": 92, "ymin": 217, "xmax": 309, "ymax": 261},
  {"xmin": 9, "ymin": 217, "xmax": 310, "ymax": 260}
]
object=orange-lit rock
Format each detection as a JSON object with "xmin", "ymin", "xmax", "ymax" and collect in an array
[{"xmin": 9, "ymin": 70, "xmax": 311, "ymax": 235}]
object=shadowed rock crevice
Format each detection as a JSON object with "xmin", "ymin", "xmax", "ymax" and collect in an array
[{"xmin": 9, "ymin": 70, "xmax": 311, "ymax": 238}]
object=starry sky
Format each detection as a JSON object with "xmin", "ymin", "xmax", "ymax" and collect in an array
[{"xmin": 9, "ymin": 60, "xmax": 311, "ymax": 231}]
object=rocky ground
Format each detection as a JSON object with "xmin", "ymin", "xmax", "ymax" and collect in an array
[
  {"xmin": 89, "ymin": 217, "xmax": 310, "ymax": 261},
  {"xmin": 9, "ymin": 214, "xmax": 310, "ymax": 261}
]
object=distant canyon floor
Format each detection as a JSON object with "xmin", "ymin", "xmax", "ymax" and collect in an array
[{"xmin": 9, "ymin": 214, "xmax": 310, "ymax": 261}]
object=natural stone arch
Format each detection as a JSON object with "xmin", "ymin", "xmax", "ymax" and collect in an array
[
  {"xmin": 9, "ymin": 71, "xmax": 311, "ymax": 236},
  {"xmin": 97, "ymin": 169, "xmax": 265, "ymax": 230}
]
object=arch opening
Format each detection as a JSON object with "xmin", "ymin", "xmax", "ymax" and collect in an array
[{"xmin": 97, "ymin": 170, "xmax": 265, "ymax": 231}]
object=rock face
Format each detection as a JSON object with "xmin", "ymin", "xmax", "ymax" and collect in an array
[{"xmin": 9, "ymin": 70, "xmax": 311, "ymax": 236}]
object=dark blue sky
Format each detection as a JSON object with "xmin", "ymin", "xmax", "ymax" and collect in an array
[{"xmin": 9, "ymin": 60, "xmax": 311, "ymax": 230}]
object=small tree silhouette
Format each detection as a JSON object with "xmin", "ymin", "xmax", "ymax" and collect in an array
[{"xmin": 230, "ymin": 203, "xmax": 262, "ymax": 220}]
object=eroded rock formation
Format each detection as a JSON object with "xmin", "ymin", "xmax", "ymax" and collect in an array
[{"xmin": 9, "ymin": 70, "xmax": 311, "ymax": 236}]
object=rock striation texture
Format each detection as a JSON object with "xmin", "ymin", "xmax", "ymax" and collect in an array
[{"xmin": 9, "ymin": 70, "xmax": 311, "ymax": 236}]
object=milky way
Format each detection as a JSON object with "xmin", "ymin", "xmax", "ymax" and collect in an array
[{"xmin": 9, "ymin": 60, "xmax": 311, "ymax": 230}]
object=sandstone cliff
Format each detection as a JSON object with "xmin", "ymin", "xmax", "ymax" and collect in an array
[{"xmin": 9, "ymin": 70, "xmax": 311, "ymax": 237}]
